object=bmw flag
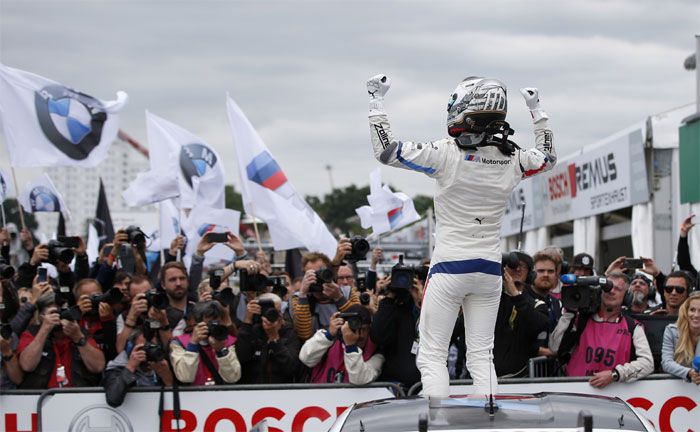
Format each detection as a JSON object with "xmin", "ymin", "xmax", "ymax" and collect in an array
[
  {"xmin": 146, "ymin": 112, "xmax": 225, "ymax": 209},
  {"xmin": 182, "ymin": 204, "xmax": 241, "ymax": 268},
  {"xmin": 355, "ymin": 167, "xmax": 420, "ymax": 237},
  {"xmin": 226, "ymin": 95, "xmax": 337, "ymax": 257},
  {"xmin": 18, "ymin": 173, "xmax": 71, "ymax": 220},
  {"xmin": 0, "ymin": 63, "xmax": 128, "ymax": 167}
]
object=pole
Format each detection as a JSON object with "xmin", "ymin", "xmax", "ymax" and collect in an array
[
  {"xmin": 0, "ymin": 202, "xmax": 5, "ymax": 228},
  {"xmin": 517, "ymin": 198, "xmax": 526, "ymax": 251},
  {"xmin": 159, "ymin": 202, "xmax": 165, "ymax": 267},
  {"xmin": 326, "ymin": 165, "xmax": 335, "ymax": 191},
  {"xmin": 248, "ymin": 202, "xmax": 264, "ymax": 253},
  {"xmin": 10, "ymin": 167, "xmax": 26, "ymax": 230},
  {"xmin": 696, "ymin": 34, "xmax": 700, "ymax": 114}
]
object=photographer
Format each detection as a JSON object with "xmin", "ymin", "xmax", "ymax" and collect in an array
[
  {"xmin": 74, "ymin": 279, "xmax": 118, "ymax": 362},
  {"xmin": 1, "ymin": 280, "xmax": 23, "ymax": 388},
  {"xmin": 524, "ymin": 251, "xmax": 563, "ymax": 358},
  {"xmin": 300, "ymin": 306, "xmax": 382, "ymax": 384},
  {"xmin": 291, "ymin": 251, "xmax": 360, "ymax": 341},
  {"xmin": 623, "ymin": 273, "xmax": 656, "ymax": 315},
  {"xmin": 170, "ymin": 301, "xmax": 241, "ymax": 385},
  {"xmin": 369, "ymin": 264, "xmax": 424, "ymax": 390},
  {"xmin": 550, "ymin": 272, "xmax": 653, "ymax": 388},
  {"xmin": 15, "ymin": 237, "xmax": 89, "ymax": 290},
  {"xmin": 494, "ymin": 252, "xmax": 549, "ymax": 377},
  {"xmin": 236, "ymin": 293, "xmax": 301, "ymax": 383},
  {"xmin": 159, "ymin": 262, "xmax": 196, "ymax": 332},
  {"xmin": 103, "ymin": 328, "xmax": 173, "ymax": 407},
  {"xmin": 17, "ymin": 292, "xmax": 105, "ymax": 388},
  {"xmin": 115, "ymin": 275, "xmax": 172, "ymax": 353}
]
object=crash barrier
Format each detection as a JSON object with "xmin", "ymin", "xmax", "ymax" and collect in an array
[
  {"xmin": 408, "ymin": 374, "xmax": 698, "ymax": 432},
  {"xmin": 0, "ymin": 382, "xmax": 402, "ymax": 432}
]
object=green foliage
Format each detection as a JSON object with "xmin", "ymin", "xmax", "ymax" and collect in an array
[{"xmin": 224, "ymin": 184, "xmax": 243, "ymax": 211}]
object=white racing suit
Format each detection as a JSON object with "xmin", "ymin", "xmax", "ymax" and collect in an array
[{"xmin": 368, "ymin": 99, "xmax": 556, "ymax": 397}]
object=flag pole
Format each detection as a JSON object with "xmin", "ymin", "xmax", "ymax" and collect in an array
[
  {"xmin": 10, "ymin": 167, "xmax": 26, "ymax": 230},
  {"xmin": 159, "ymin": 202, "xmax": 165, "ymax": 267},
  {"xmin": 1, "ymin": 201, "xmax": 6, "ymax": 228},
  {"xmin": 248, "ymin": 202, "xmax": 264, "ymax": 253}
]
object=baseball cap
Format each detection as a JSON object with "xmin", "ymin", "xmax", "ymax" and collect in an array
[{"xmin": 572, "ymin": 253, "xmax": 594, "ymax": 270}]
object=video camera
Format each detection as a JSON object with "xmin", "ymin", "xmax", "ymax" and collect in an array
[
  {"xmin": 257, "ymin": 299, "xmax": 280, "ymax": 322},
  {"xmin": 309, "ymin": 267, "xmax": 334, "ymax": 293},
  {"xmin": 90, "ymin": 288, "xmax": 124, "ymax": 311},
  {"xmin": 389, "ymin": 255, "xmax": 415, "ymax": 290},
  {"xmin": 345, "ymin": 236, "xmax": 370, "ymax": 263},
  {"xmin": 47, "ymin": 240, "xmax": 75, "ymax": 264},
  {"xmin": 560, "ymin": 274, "xmax": 613, "ymax": 314}
]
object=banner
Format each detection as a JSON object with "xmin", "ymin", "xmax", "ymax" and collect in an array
[
  {"xmin": 226, "ymin": 95, "xmax": 337, "ymax": 257},
  {"xmin": 122, "ymin": 169, "xmax": 179, "ymax": 207},
  {"xmin": 1, "ymin": 378, "xmax": 696, "ymax": 432},
  {"xmin": 146, "ymin": 112, "xmax": 225, "ymax": 209},
  {"xmin": 355, "ymin": 167, "xmax": 420, "ymax": 238},
  {"xmin": 0, "ymin": 63, "xmax": 127, "ymax": 167},
  {"xmin": 17, "ymin": 172, "xmax": 71, "ymax": 220},
  {"xmin": 501, "ymin": 128, "xmax": 649, "ymax": 236}
]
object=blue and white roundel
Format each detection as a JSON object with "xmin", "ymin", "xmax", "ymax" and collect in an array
[
  {"xmin": 29, "ymin": 186, "xmax": 60, "ymax": 212},
  {"xmin": 180, "ymin": 143, "xmax": 218, "ymax": 188},
  {"xmin": 48, "ymin": 97, "xmax": 92, "ymax": 144}
]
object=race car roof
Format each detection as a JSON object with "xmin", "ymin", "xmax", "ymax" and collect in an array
[{"xmin": 336, "ymin": 392, "xmax": 647, "ymax": 431}]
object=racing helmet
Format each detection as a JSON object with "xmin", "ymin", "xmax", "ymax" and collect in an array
[{"xmin": 446, "ymin": 76, "xmax": 507, "ymax": 138}]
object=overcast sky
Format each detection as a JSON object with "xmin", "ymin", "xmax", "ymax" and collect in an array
[{"xmin": 0, "ymin": 0, "xmax": 698, "ymax": 199}]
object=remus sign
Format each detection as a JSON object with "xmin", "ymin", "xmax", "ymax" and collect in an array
[{"xmin": 501, "ymin": 128, "xmax": 648, "ymax": 236}]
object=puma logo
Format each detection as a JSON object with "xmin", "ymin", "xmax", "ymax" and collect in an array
[{"xmin": 474, "ymin": 217, "xmax": 484, "ymax": 224}]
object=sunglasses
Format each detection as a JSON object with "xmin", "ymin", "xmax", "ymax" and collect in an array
[{"xmin": 664, "ymin": 286, "xmax": 686, "ymax": 295}]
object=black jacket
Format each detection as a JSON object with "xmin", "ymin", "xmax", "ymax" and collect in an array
[
  {"xmin": 369, "ymin": 296, "xmax": 421, "ymax": 388},
  {"xmin": 102, "ymin": 351, "xmax": 164, "ymax": 407},
  {"xmin": 494, "ymin": 289, "xmax": 549, "ymax": 376},
  {"xmin": 235, "ymin": 320, "xmax": 302, "ymax": 384}
]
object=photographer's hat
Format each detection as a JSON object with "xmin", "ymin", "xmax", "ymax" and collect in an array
[{"xmin": 572, "ymin": 253, "xmax": 594, "ymax": 270}]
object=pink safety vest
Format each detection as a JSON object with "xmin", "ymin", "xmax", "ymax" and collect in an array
[
  {"xmin": 176, "ymin": 333, "xmax": 236, "ymax": 385},
  {"xmin": 566, "ymin": 317, "xmax": 633, "ymax": 377},
  {"xmin": 310, "ymin": 338, "xmax": 376, "ymax": 384}
]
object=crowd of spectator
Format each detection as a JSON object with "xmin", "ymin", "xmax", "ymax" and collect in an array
[{"xmin": 1, "ymin": 214, "xmax": 699, "ymax": 408}]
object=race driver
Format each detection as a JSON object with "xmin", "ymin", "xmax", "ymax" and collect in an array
[{"xmin": 366, "ymin": 74, "xmax": 556, "ymax": 398}]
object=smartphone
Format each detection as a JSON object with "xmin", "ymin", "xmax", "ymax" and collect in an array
[
  {"xmin": 58, "ymin": 236, "xmax": 81, "ymax": 248},
  {"xmin": 37, "ymin": 267, "xmax": 48, "ymax": 283},
  {"xmin": 623, "ymin": 258, "xmax": 644, "ymax": 269},
  {"xmin": 206, "ymin": 232, "xmax": 229, "ymax": 243}
]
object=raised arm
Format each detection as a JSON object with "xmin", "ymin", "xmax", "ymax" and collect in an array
[{"xmin": 517, "ymin": 88, "xmax": 556, "ymax": 178}]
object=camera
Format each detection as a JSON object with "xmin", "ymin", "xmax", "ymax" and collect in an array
[
  {"xmin": 142, "ymin": 342, "xmax": 166, "ymax": 362},
  {"xmin": 0, "ymin": 323, "xmax": 12, "ymax": 340},
  {"xmin": 145, "ymin": 290, "xmax": 168, "ymax": 310},
  {"xmin": 309, "ymin": 267, "xmax": 334, "ymax": 293},
  {"xmin": 257, "ymin": 299, "xmax": 280, "ymax": 322},
  {"xmin": 501, "ymin": 252, "xmax": 519, "ymax": 270},
  {"xmin": 209, "ymin": 267, "xmax": 224, "ymax": 290},
  {"xmin": 390, "ymin": 255, "xmax": 415, "ymax": 290},
  {"xmin": 59, "ymin": 305, "xmax": 82, "ymax": 322},
  {"xmin": 0, "ymin": 258, "xmax": 15, "ymax": 279},
  {"xmin": 338, "ymin": 312, "xmax": 362, "ymax": 332},
  {"xmin": 125, "ymin": 225, "xmax": 147, "ymax": 248},
  {"xmin": 212, "ymin": 287, "xmax": 235, "ymax": 306},
  {"xmin": 47, "ymin": 240, "xmax": 75, "ymax": 264},
  {"xmin": 239, "ymin": 269, "xmax": 269, "ymax": 292},
  {"xmin": 346, "ymin": 236, "xmax": 370, "ymax": 263},
  {"xmin": 90, "ymin": 288, "xmax": 124, "ymax": 310},
  {"xmin": 207, "ymin": 320, "xmax": 228, "ymax": 341},
  {"xmin": 561, "ymin": 274, "xmax": 613, "ymax": 314}
]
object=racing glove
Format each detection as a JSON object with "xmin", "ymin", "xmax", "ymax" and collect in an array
[
  {"xmin": 520, "ymin": 87, "xmax": 548, "ymax": 124},
  {"xmin": 367, "ymin": 74, "xmax": 391, "ymax": 116}
]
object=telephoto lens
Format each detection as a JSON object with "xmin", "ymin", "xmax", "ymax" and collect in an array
[{"xmin": 346, "ymin": 236, "xmax": 370, "ymax": 262}]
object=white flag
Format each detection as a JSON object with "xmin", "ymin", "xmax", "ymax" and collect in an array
[
  {"xmin": 18, "ymin": 173, "xmax": 71, "ymax": 220},
  {"xmin": 0, "ymin": 63, "xmax": 127, "ymax": 167},
  {"xmin": 183, "ymin": 205, "xmax": 241, "ymax": 267},
  {"xmin": 355, "ymin": 167, "xmax": 420, "ymax": 236},
  {"xmin": 0, "ymin": 168, "xmax": 15, "ymax": 201},
  {"xmin": 159, "ymin": 199, "xmax": 182, "ymax": 253},
  {"xmin": 122, "ymin": 169, "xmax": 180, "ymax": 207},
  {"xmin": 226, "ymin": 95, "xmax": 337, "ymax": 257},
  {"xmin": 146, "ymin": 112, "xmax": 225, "ymax": 209},
  {"xmin": 86, "ymin": 223, "xmax": 100, "ymax": 265}
]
